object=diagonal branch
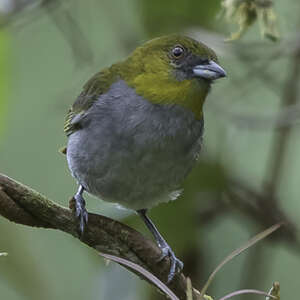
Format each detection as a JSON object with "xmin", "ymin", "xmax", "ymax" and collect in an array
[
  {"xmin": 265, "ymin": 40, "xmax": 300, "ymax": 199},
  {"xmin": 0, "ymin": 173, "xmax": 200, "ymax": 300}
]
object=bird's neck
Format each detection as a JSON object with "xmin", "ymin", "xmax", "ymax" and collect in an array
[
  {"xmin": 129, "ymin": 75, "xmax": 209, "ymax": 119},
  {"xmin": 110, "ymin": 62, "xmax": 210, "ymax": 119}
]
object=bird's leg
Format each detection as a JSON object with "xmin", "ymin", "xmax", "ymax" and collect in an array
[
  {"xmin": 137, "ymin": 209, "xmax": 183, "ymax": 282},
  {"xmin": 73, "ymin": 185, "xmax": 88, "ymax": 236}
]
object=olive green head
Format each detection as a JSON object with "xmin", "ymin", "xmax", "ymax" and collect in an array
[
  {"xmin": 120, "ymin": 35, "xmax": 226, "ymax": 118},
  {"xmin": 64, "ymin": 35, "xmax": 226, "ymax": 136}
]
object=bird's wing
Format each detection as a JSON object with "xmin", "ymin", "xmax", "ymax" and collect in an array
[{"xmin": 64, "ymin": 68, "xmax": 117, "ymax": 136}]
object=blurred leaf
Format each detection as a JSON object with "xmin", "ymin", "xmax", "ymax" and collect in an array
[
  {"xmin": 221, "ymin": 0, "xmax": 257, "ymax": 41},
  {"xmin": 0, "ymin": 252, "xmax": 8, "ymax": 256},
  {"xmin": 221, "ymin": 0, "xmax": 280, "ymax": 41},
  {"xmin": 266, "ymin": 282, "xmax": 280, "ymax": 300}
]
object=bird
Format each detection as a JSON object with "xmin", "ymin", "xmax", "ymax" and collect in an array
[{"xmin": 63, "ymin": 34, "xmax": 226, "ymax": 282}]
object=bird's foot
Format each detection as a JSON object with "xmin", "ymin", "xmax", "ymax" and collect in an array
[
  {"xmin": 158, "ymin": 243, "xmax": 184, "ymax": 283},
  {"xmin": 74, "ymin": 192, "xmax": 88, "ymax": 237}
]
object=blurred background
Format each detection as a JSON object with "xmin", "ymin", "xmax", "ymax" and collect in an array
[{"xmin": 0, "ymin": 0, "xmax": 299, "ymax": 299}]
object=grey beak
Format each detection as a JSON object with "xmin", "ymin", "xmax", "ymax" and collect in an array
[{"xmin": 193, "ymin": 60, "xmax": 226, "ymax": 80}]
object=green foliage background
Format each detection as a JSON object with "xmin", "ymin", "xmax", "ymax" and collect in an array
[
  {"xmin": 0, "ymin": 1, "xmax": 300, "ymax": 299},
  {"xmin": 0, "ymin": 30, "xmax": 9, "ymax": 136}
]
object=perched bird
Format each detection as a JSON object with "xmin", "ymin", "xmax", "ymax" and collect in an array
[{"xmin": 63, "ymin": 34, "xmax": 226, "ymax": 282}]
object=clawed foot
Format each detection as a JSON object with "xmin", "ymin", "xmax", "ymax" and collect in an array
[
  {"xmin": 158, "ymin": 243, "xmax": 184, "ymax": 282},
  {"xmin": 74, "ymin": 191, "xmax": 88, "ymax": 236},
  {"xmin": 137, "ymin": 209, "xmax": 184, "ymax": 283}
]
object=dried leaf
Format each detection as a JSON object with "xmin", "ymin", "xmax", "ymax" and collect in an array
[
  {"xmin": 256, "ymin": 6, "xmax": 280, "ymax": 41},
  {"xmin": 222, "ymin": 0, "xmax": 257, "ymax": 41},
  {"xmin": 266, "ymin": 282, "xmax": 280, "ymax": 300},
  {"xmin": 221, "ymin": 0, "xmax": 279, "ymax": 41}
]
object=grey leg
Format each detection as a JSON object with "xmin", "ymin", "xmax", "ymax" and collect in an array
[
  {"xmin": 74, "ymin": 185, "xmax": 88, "ymax": 235},
  {"xmin": 137, "ymin": 209, "xmax": 183, "ymax": 282}
]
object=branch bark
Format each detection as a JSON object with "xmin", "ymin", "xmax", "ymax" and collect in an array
[{"xmin": 0, "ymin": 173, "xmax": 200, "ymax": 300}]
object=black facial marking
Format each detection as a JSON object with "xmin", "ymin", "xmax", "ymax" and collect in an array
[{"xmin": 171, "ymin": 53, "xmax": 212, "ymax": 81}]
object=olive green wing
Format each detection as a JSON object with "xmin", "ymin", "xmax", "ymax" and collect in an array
[
  {"xmin": 64, "ymin": 67, "xmax": 117, "ymax": 137},
  {"xmin": 63, "ymin": 93, "xmax": 95, "ymax": 137}
]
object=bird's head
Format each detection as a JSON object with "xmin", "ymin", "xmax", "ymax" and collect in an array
[{"xmin": 120, "ymin": 35, "xmax": 226, "ymax": 119}]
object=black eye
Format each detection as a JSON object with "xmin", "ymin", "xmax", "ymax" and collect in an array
[{"xmin": 172, "ymin": 46, "xmax": 184, "ymax": 58}]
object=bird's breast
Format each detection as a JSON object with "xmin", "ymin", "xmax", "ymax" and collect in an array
[{"xmin": 67, "ymin": 80, "xmax": 204, "ymax": 210}]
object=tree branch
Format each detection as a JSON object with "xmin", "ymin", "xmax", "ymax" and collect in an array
[
  {"xmin": 265, "ymin": 37, "xmax": 300, "ymax": 199},
  {"xmin": 0, "ymin": 173, "xmax": 200, "ymax": 300}
]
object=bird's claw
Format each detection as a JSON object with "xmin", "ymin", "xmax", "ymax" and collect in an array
[
  {"xmin": 158, "ymin": 244, "xmax": 184, "ymax": 283},
  {"xmin": 74, "ymin": 193, "xmax": 88, "ymax": 237},
  {"xmin": 136, "ymin": 209, "xmax": 183, "ymax": 282}
]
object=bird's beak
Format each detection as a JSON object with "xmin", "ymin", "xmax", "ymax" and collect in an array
[{"xmin": 193, "ymin": 60, "xmax": 226, "ymax": 80}]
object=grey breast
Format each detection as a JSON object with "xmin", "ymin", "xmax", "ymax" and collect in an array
[{"xmin": 67, "ymin": 80, "xmax": 204, "ymax": 210}]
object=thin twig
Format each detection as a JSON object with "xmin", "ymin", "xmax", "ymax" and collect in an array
[
  {"xmin": 218, "ymin": 289, "xmax": 277, "ymax": 300},
  {"xmin": 100, "ymin": 253, "xmax": 180, "ymax": 300},
  {"xmin": 199, "ymin": 223, "xmax": 282, "ymax": 298}
]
